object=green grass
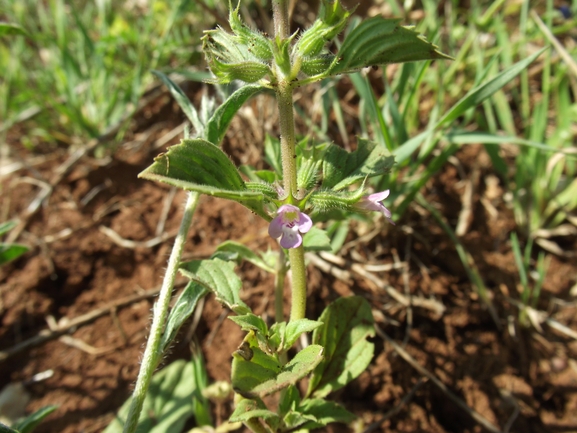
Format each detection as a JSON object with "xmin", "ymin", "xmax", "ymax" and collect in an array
[
  {"xmin": 0, "ymin": 0, "xmax": 209, "ymax": 144},
  {"xmin": 295, "ymin": 0, "xmax": 576, "ymax": 312}
]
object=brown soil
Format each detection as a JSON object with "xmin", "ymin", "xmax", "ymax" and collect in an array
[{"xmin": 2, "ymin": 55, "xmax": 577, "ymax": 433}]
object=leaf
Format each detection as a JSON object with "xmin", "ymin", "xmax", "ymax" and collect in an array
[
  {"xmin": 0, "ymin": 244, "xmax": 29, "ymax": 266},
  {"xmin": 0, "ymin": 23, "xmax": 29, "ymax": 38},
  {"xmin": 307, "ymin": 296, "xmax": 375, "ymax": 398},
  {"xmin": 206, "ymin": 85, "xmax": 267, "ymax": 145},
  {"xmin": 160, "ymin": 281, "xmax": 207, "ymax": 353},
  {"xmin": 0, "ymin": 221, "xmax": 17, "ymax": 236},
  {"xmin": 299, "ymin": 399, "xmax": 356, "ymax": 429},
  {"xmin": 0, "ymin": 423, "xmax": 17, "ymax": 433},
  {"xmin": 229, "ymin": 313, "xmax": 268, "ymax": 335},
  {"xmin": 104, "ymin": 360, "xmax": 199, "ymax": 433},
  {"xmin": 330, "ymin": 17, "xmax": 451, "ymax": 75},
  {"xmin": 284, "ymin": 319, "xmax": 323, "ymax": 350},
  {"xmin": 11, "ymin": 406, "xmax": 58, "ymax": 433},
  {"xmin": 214, "ymin": 241, "xmax": 276, "ymax": 273},
  {"xmin": 322, "ymin": 139, "xmax": 395, "ymax": 190},
  {"xmin": 179, "ymin": 258, "xmax": 250, "ymax": 314},
  {"xmin": 152, "ymin": 70, "xmax": 203, "ymax": 134},
  {"xmin": 229, "ymin": 398, "xmax": 279, "ymax": 424},
  {"xmin": 232, "ymin": 343, "xmax": 324, "ymax": 399},
  {"xmin": 302, "ymin": 227, "xmax": 332, "ymax": 252},
  {"xmin": 139, "ymin": 139, "xmax": 266, "ymax": 218},
  {"xmin": 278, "ymin": 385, "xmax": 301, "ymax": 417},
  {"xmin": 436, "ymin": 47, "xmax": 548, "ymax": 127}
]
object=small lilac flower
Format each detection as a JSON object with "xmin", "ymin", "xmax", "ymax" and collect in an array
[
  {"xmin": 268, "ymin": 204, "xmax": 313, "ymax": 249},
  {"xmin": 356, "ymin": 190, "xmax": 395, "ymax": 224}
]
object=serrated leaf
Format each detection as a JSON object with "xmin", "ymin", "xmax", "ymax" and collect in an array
[
  {"xmin": 232, "ymin": 344, "xmax": 324, "ymax": 399},
  {"xmin": 139, "ymin": 139, "xmax": 267, "ymax": 218},
  {"xmin": 152, "ymin": 70, "xmax": 202, "ymax": 133},
  {"xmin": 322, "ymin": 138, "xmax": 394, "ymax": 190},
  {"xmin": 331, "ymin": 17, "xmax": 451, "ymax": 75},
  {"xmin": 10, "ymin": 406, "xmax": 57, "ymax": 433},
  {"xmin": 206, "ymin": 84, "xmax": 267, "ymax": 145},
  {"xmin": 104, "ymin": 360, "xmax": 199, "ymax": 433},
  {"xmin": 284, "ymin": 319, "xmax": 323, "ymax": 350},
  {"xmin": 229, "ymin": 313, "xmax": 268, "ymax": 335},
  {"xmin": 302, "ymin": 227, "xmax": 333, "ymax": 253},
  {"xmin": 179, "ymin": 258, "xmax": 250, "ymax": 314},
  {"xmin": 307, "ymin": 296, "xmax": 375, "ymax": 398},
  {"xmin": 160, "ymin": 282, "xmax": 207, "ymax": 353},
  {"xmin": 215, "ymin": 240, "xmax": 276, "ymax": 273},
  {"xmin": 299, "ymin": 399, "xmax": 356, "ymax": 429}
]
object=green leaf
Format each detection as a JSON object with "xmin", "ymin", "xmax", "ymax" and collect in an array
[
  {"xmin": 331, "ymin": 17, "xmax": 451, "ymax": 75},
  {"xmin": 206, "ymin": 84, "xmax": 267, "ymax": 145},
  {"xmin": 152, "ymin": 70, "xmax": 202, "ymax": 133},
  {"xmin": 0, "ymin": 23, "xmax": 29, "ymax": 38},
  {"xmin": 104, "ymin": 360, "xmax": 199, "ymax": 433},
  {"xmin": 11, "ymin": 406, "xmax": 57, "ymax": 433},
  {"xmin": 139, "ymin": 139, "xmax": 266, "ymax": 218},
  {"xmin": 160, "ymin": 281, "xmax": 207, "ymax": 353},
  {"xmin": 307, "ymin": 296, "xmax": 375, "ymax": 398},
  {"xmin": 284, "ymin": 319, "xmax": 323, "ymax": 350},
  {"xmin": 299, "ymin": 398, "xmax": 356, "ymax": 429},
  {"xmin": 436, "ymin": 47, "xmax": 548, "ymax": 127},
  {"xmin": 0, "ymin": 220, "xmax": 17, "ymax": 236},
  {"xmin": 214, "ymin": 240, "xmax": 276, "ymax": 273},
  {"xmin": 229, "ymin": 313, "xmax": 268, "ymax": 335},
  {"xmin": 229, "ymin": 398, "xmax": 279, "ymax": 424},
  {"xmin": 0, "ymin": 423, "xmax": 17, "ymax": 433},
  {"xmin": 0, "ymin": 244, "xmax": 29, "ymax": 266},
  {"xmin": 279, "ymin": 384, "xmax": 301, "ymax": 417},
  {"xmin": 322, "ymin": 138, "xmax": 395, "ymax": 190},
  {"xmin": 302, "ymin": 227, "xmax": 332, "ymax": 252},
  {"xmin": 232, "ymin": 342, "xmax": 323, "ymax": 399},
  {"xmin": 179, "ymin": 258, "xmax": 250, "ymax": 314}
]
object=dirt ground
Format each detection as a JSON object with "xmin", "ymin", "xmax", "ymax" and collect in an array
[{"xmin": 2, "ymin": 48, "xmax": 577, "ymax": 433}]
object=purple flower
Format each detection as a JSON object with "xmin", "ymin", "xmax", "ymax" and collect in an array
[
  {"xmin": 356, "ymin": 190, "xmax": 395, "ymax": 224},
  {"xmin": 268, "ymin": 204, "xmax": 313, "ymax": 249}
]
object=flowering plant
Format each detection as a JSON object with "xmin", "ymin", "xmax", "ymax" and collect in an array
[{"xmin": 119, "ymin": 1, "xmax": 449, "ymax": 432}]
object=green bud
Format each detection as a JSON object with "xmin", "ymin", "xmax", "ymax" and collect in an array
[
  {"xmin": 308, "ymin": 188, "xmax": 365, "ymax": 213},
  {"xmin": 245, "ymin": 181, "xmax": 278, "ymax": 199},
  {"xmin": 294, "ymin": 0, "xmax": 352, "ymax": 58},
  {"xmin": 273, "ymin": 36, "xmax": 292, "ymax": 76},
  {"xmin": 211, "ymin": 59, "xmax": 269, "ymax": 83},
  {"xmin": 301, "ymin": 54, "xmax": 336, "ymax": 76},
  {"xmin": 229, "ymin": 3, "xmax": 273, "ymax": 61}
]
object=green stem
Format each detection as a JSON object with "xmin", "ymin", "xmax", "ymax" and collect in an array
[
  {"xmin": 273, "ymin": 0, "xmax": 308, "ymax": 323},
  {"xmin": 274, "ymin": 248, "xmax": 286, "ymax": 324},
  {"xmin": 289, "ymin": 246, "xmax": 307, "ymax": 321},
  {"xmin": 123, "ymin": 191, "xmax": 200, "ymax": 433}
]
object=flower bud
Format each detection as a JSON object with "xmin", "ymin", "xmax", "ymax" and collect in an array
[{"xmin": 301, "ymin": 54, "xmax": 336, "ymax": 76}]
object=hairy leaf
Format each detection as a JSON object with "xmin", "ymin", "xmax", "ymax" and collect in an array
[
  {"xmin": 307, "ymin": 296, "xmax": 375, "ymax": 398},
  {"xmin": 331, "ymin": 17, "xmax": 451, "ymax": 75},
  {"xmin": 180, "ymin": 258, "xmax": 250, "ymax": 314},
  {"xmin": 322, "ymin": 138, "xmax": 394, "ymax": 190}
]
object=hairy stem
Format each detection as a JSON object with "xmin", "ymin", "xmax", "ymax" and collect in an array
[
  {"xmin": 123, "ymin": 191, "xmax": 200, "ymax": 433},
  {"xmin": 273, "ymin": 0, "xmax": 308, "ymax": 323},
  {"xmin": 289, "ymin": 246, "xmax": 307, "ymax": 321}
]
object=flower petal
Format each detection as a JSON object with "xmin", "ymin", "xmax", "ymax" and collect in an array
[
  {"xmin": 280, "ymin": 227, "xmax": 302, "ymax": 248},
  {"xmin": 268, "ymin": 215, "xmax": 284, "ymax": 238}
]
